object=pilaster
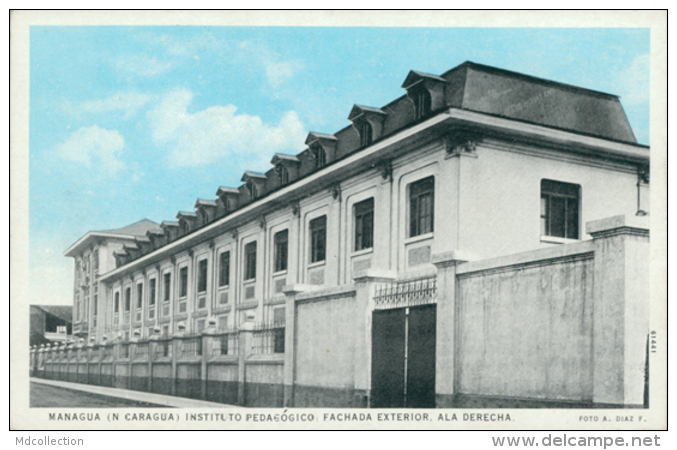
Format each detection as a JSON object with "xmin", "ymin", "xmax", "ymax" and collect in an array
[
  {"xmin": 588, "ymin": 215, "xmax": 649, "ymax": 406},
  {"xmin": 432, "ymin": 250, "xmax": 472, "ymax": 407},
  {"xmin": 352, "ymin": 269, "xmax": 396, "ymax": 407}
]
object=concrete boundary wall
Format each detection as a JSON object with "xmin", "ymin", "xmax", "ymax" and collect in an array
[
  {"xmin": 32, "ymin": 216, "xmax": 649, "ymax": 408},
  {"xmin": 435, "ymin": 215, "xmax": 650, "ymax": 408}
]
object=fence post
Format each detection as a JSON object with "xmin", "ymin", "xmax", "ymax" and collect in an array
[
  {"xmin": 57, "ymin": 342, "xmax": 64, "ymax": 380},
  {"xmin": 201, "ymin": 319, "xmax": 217, "ymax": 400},
  {"xmin": 588, "ymin": 215, "xmax": 650, "ymax": 407},
  {"xmin": 86, "ymin": 338, "xmax": 96, "ymax": 384},
  {"xmin": 148, "ymin": 328, "xmax": 159, "ymax": 394},
  {"xmin": 36, "ymin": 345, "xmax": 44, "ymax": 377},
  {"xmin": 100, "ymin": 336, "xmax": 107, "ymax": 386},
  {"xmin": 432, "ymin": 250, "xmax": 472, "ymax": 408},
  {"xmin": 238, "ymin": 314, "xmax": 255, "ymax": 406},
  {"xmin": 129, "ymin": 330, "xmax": 140, "ymax": 390},
  {"xmin": 281, "ymin": 284, "xmax": 313, "ymax": 407},
  {"xmin": 352, "ymin": 269, "xmax": 396, "ymax": 408},
  {"xmin": 172, "ymin": 323, "xmax": 185, "ymax": 397},
  {"xmin": 30, "ymin": 346, "xmax": 35, "ymax": 377}
]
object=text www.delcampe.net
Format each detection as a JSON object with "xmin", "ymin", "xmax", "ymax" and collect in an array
[{"xmin": 492, "ymin": 435, "xmax": 661, "ymax": 448}]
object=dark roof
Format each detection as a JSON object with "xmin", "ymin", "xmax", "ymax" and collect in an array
[
  {"xmin": 440, "ymin": 61, "xmax": 637, "ymax": 143},
  {"xmin": 241, "ymin": 171, "xmax": 267, "ymax": 181},
  {"xmin": 101, "ymin": 218, "xmax": 162, "ymax": 237},
  {"xmin": 348, "ymin": 104, "xmax": 387, "ymax": 121},
  {"xmin": 33, "ymin": 305, "xmax": 72, "ymax": 323},
  {"xmin": 216, "ymin": 186, "xmax": 240, "ymax": 196}
]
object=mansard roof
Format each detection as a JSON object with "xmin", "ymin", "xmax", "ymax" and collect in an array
[
  {"xmin": 95, "ymin": 60, "xmax": 648, "ymax": 277},
  {"xmin": 441, "ymin": 61, "xmax": 636, "ymax": 143}
]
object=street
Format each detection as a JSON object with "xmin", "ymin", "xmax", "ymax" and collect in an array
[{"xmin": 30, "ymin": 382, "xmax": 167, "ymax": 408}]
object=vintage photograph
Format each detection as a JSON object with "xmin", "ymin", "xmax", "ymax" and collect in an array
[{"xmin": 11, "ymin": 11, "xmax": 666, "ymax": 431}]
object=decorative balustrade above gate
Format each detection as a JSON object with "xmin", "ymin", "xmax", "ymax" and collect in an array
[{"xmin": 373, "ymin": 276, "xmax": 438, "ymax": 310}]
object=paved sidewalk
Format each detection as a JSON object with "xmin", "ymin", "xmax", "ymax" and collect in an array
[{"xmin": 30, "ymin": 378, "xmax": 240, "ymax": 408}]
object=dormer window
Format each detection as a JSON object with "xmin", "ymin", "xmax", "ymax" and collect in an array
[
  {"xmin": 402, "ymin": 70, "xmax": 448, "ymax": 121},
  {"xmin": 412, "ymin": 86, "xmax": 432, "ymax": 120},
  {"xmin": 348, "ymin": 105, "xmax": 387, "ymax": 148},
  {"xmin": 194, "ymin": 199, "xmax": 216, "ymax": 226},
  {"xmin": 305, "ymin": 132, "xmax": 337, "ymax": 170},
  {"xmin": 277, "ymin": 165, "xmax": 289, "ymax": 185},
  {"xmin": 216, "ymin": 187, "xmax": 240, "ymax": 216},
  {"xmin": 359, "ymin": 121, "xmax": 373, "ymax": 147},
  {"xmin": 312, "ymin": 145, "xmax": 326, "ymax": 169},
  {"xmin": 176, "ymin": 212, "xmax": 197, "ymax": 235},
  {"xmin": 248, "ymin": 181, "xmax": 259, "ymax": 200},
  {"xmin": 241, "ymin": 171, "xmax": 267, "ymax": 202}
]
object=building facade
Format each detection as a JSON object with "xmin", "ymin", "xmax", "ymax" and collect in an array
[{"xmin": 46, "ymin": 61, "xmax": 650, "ymax": 408}]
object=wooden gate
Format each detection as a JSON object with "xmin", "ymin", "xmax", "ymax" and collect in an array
[{"xmin": 371, "ymin": 304, "xmax": 436, "ymax": 408}]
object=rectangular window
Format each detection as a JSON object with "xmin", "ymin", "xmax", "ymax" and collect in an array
[
  {"xmin": 125, "ymin": 287, "xmax": 131, "ymax": 312},
  {"xmin": 93, "ymin": 294, "xmax": 98, "ymax": 316},
  {"xmin": 149, "ymin": 278, "xmax": 156, "ymax": 306},
  {"xmin": 354, "ymin": 198, "xmax": 374, "ymax": 251},
  {"xmin": 179, "ymin": 266, "xmax": 188, "ymax": 298},
  {"xmin": 197, "ymin": 259, "xmax": 208, "ymax": 293},
  {"xmin": 310, "ymin": 215, "xmax": 327, "ymax": 263},
  {"xmin": 541, "ymin": 180, "xmax": 580, "ymax": 239},
  {"xmin": 359, "ymin": 121, "xmax": 373, "ymax": 147},
  {"xmin": 136, "ymin": 283, "xmax": 143, "ymax": 309},
  {"xmin": 163, "ymin": 272, "xmax": 171, "ymax": 302},
  {"xmin": 219, "ymin": 251, "xmax": 230, "ymax": 287},
  {"xmin": 274, "ymin": 230, "xmax": 288, "ymax": 272},
  {"xmin": 245, "ymin": 242, "xmax": 257, "ymax": 281},
  {"xmin": 409, "ymin": 177, "xmax": 434, "ymax": 237},
  {"xmin": 414, "ymin": 88, "xmax": 432, "ymax": 120},
  {"xmin": 114, "ymin": 292, "xmax": 120, "ymax": 313}
]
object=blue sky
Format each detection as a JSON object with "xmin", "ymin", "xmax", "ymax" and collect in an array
[{"xmin": 29, "ymin": 26, "xmax": 650, "ymax": 306}]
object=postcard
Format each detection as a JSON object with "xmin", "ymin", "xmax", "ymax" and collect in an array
[{"xmin": 10, "ymin": 10, "xmax": 667, "ymax": 432}]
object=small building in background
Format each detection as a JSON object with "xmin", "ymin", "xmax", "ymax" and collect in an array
[{"xmin": 29, "ymin": 305, "xmax": 73, "ymax": 347}]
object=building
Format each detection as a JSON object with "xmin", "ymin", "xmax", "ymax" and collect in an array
[
  {"xmin": 40, "ymin": 61, "xmax": 650, "ymax": 408},
  {"xmin": 63, "ymin": 219, "xmax": 162, "ymax": 339},
  {"xmin": 29, "ymin": 305, "xmax": 72, "ymax": 347}
]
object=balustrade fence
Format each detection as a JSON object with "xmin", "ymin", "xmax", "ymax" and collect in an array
[
  {"xmin": 373, "ymin": 276, "xmax": 437, "ymax": 310},
  {"xmin": 30, "ymin": 323, "xmax": 286, "ymax": 407}
]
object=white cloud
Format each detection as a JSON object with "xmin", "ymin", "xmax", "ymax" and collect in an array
[
  {"xmin": 68, "ymin": 91, "xmax": 151, "ymax": 117},
  {"xmin": 116, "ymin": 54, "xmax": 172, "ymax": 78},
  {"xmin": 266, "ymin": 61, "xmax": 302, "ymax": 88},
  {"xmin": 617, "ymin": 53, "xmax": 650, "ymax": 106},
  {"xmin": 56, "ymin": 125, "xmax": 125, "ymax": 176},
  {"xmin": 147, "ymin": 89, "xmax": 306, "ymax": 168}
]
